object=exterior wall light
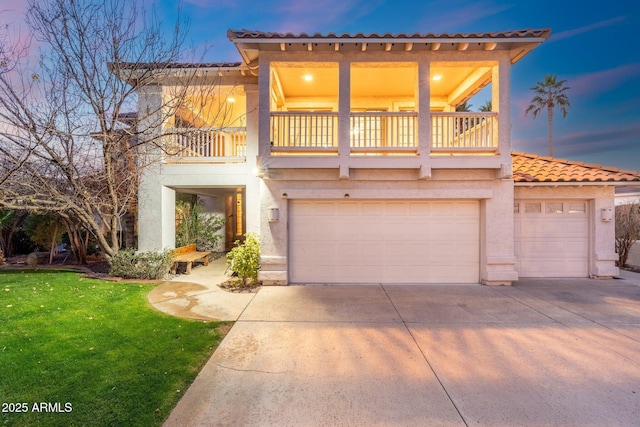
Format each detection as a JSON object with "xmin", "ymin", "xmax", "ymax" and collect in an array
[
  {"xmin": 601, "ymin": 207, "xmax": 613, "ymax": 222},
  {"xmin": 268, "ymin": 208, "xmax": 279, "ymax": 222}
]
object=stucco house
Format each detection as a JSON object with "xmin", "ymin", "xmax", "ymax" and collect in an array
[{"xmin": 132, "ymin": 28, "xmax": 640, "ymax": 285}]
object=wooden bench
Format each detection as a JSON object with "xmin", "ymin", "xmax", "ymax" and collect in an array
[{"xmin": 170, "ymin": 244, "xmax": 211, "ymax": 275}]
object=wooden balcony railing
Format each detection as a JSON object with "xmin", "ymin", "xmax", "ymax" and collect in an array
[
  {"xmin": 270, "ymin": 112, "xmax": 338, "ymax": 152},
  {"xmin": 270, "ymin": 111, "xmax": 417, "ymax": 154},
  {"xmin": 431, "ymin": 112, "xmax": 497, "ymax": 152},
  {"xmin": 165, "ymin": 127, "xmax": 246, "ymax": 159},
  {"xmin": 350, "ymin": 112, "xmax": 417, "ymax": 153}
]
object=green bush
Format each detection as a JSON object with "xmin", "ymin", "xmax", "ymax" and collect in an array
[
  {"xmin": 226, "ymin": 233, "xmax": 261, "ymax": 284},
  {"xmin": 108, "ymin": 249, "xmax": 173, "ymax": 280},
  {"xmin": 175, "ymin": 200, "xmax": 225, "ymax": 251}
]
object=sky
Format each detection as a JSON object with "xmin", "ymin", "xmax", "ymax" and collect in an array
[{"xmin": 2, "ymin": 0, "xmax": 639, "ymax": 171}]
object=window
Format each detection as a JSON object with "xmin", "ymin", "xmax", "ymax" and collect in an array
[
  {"xmin": 236, "ymin": 192, "xmax": 244, "ymax": 236},
  {"xmin": 514, "ymin": 203, "xmax": 520, "ymax": 214},
  {"xmin": 525, "ymin": 203, "xmax": 542, "ymax": 214},
  {"xmin": 568, "ymin": 203, "xmax": 586, "ymax": 214},
  {"xmin": 546, "ymin": 203, "xmax": 563, "ymax": 214}
]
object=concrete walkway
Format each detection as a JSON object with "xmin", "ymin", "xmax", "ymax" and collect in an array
[
  {"xmin": 148, "ymin": 257, "xmax": 256, "ymax": 321},
  {"xmin": 158, "ymin": 272, "xmax": 640, "ymax": 427}
]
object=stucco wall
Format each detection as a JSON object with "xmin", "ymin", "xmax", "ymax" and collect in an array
[{"xmin": 257, "ymin": 169, "xmax": 517, "ymax": 285}]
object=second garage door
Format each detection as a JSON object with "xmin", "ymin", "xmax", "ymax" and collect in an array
[
  {"xmin": 289, "ymin": 200, "xmax": 480, "ymax": 284},
  {"xmin": 514, "ymin": 200, "xmax": 589, "ymax": 277}
]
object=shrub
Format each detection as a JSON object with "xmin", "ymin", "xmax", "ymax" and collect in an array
[
  {"xmin": 109, "ymin": 249, "xmax": 173, "ymax": 280},
  {"xmin": 226, "ymin": 233, "xmax": 261, "ymax": 284},
  {"xmin": 616, "ymin": 202, "xmax": 640, "ymax": 267},
  {"xmin": 175, "ymin": 200, "xmax": 225, "ymax": 251}
]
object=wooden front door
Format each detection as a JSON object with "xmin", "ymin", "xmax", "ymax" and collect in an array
[{"xmin": 224, "ymin": 189, "xmax": 245, "ymax": 251}]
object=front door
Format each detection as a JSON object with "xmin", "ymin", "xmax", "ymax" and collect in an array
[{"xmin": 225, "ymin": 189, "xmax": 245, "ymax": 251}]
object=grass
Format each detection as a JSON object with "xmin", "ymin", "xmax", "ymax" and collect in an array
[{"xmin": 0, "ymin": 270, "xmax": 231, "ymax": 426}]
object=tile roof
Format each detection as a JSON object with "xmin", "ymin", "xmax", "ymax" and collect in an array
[
  {"xmin": 512, "ymin": 152, "xmax": 640, "ymax": 183},
  {"xmin": 227, "ymin": 29, "xmax": 551, "ymax": 41},
  {"xmin": 116, "ymin": 62, "xmax": 243, "ymax": 70}
]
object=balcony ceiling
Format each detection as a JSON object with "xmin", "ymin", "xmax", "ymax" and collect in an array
[{"xmin": 272, "ymin": 62, "xmax": 492, "ymax": 104}]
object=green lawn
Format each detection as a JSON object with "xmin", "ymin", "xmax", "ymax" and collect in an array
[{"xmin": 0, "ymin": 270, "xmax": 230, "ymax": 426}]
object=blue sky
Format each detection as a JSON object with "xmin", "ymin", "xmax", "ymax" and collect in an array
[
  {"xmin": 162, "ymin": 0, "xmax": 640, "ymax": 171},
  {"xmin": 4, "ymin": 0, "xmax": 639, "ymax": 170}
]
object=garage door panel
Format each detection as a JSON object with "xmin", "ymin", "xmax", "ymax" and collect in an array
[
  {"xmin": 409, "ymin": 203, "xmax": 431, "ymax": 216},
  {"xmin": 337, "ymin": 203, "xmax": 361, "ymax": 216},
  {"xmin": 515, "ymin": 200, "xmax": 588, "ymax": 278},
  {"xmin": 383, "ymin": 202, "xmax": 409, "ymax": 216},
  {"xmin": 290, "ymin": 200, "xmax": 479, "ymax": 284}
]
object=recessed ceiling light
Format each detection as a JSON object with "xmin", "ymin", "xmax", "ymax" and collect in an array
[
  {"xmin": 227, "ymin": 97, "xmax": 236, "ymax": 103},
  {"xmin": 432, "ymin": 75, "xmax": 442, "ymax": 81},
  {"xmin": 303, "ymin": 74, "xmax": 313, "ymax": 82}
]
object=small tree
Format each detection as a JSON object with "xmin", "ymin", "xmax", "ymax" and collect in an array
[
  {"xmin": 24, "ymin": 213, "xmax": 66, "ymax": 264},
  {"xmin": 616, "ymin": 203, "xmax": 640, "ymax": 267},
  {"xmin": 226, "ymin": 233, "xmax": 261, "ymax": 285},
  {"xmin": 0, "ymin": 210, "xmax": 13, "ymax": 263}
]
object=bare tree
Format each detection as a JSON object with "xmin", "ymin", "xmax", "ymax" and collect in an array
[
  {"xmin": 616, "ymin": 203, "xmax": 640, "ymax": 267},
  {"xmin": 0, "ymin": 0, "xmax": 225, "ymax": 260}
]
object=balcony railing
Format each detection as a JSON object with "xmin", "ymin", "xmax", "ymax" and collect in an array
[
  {"xmin": 269, "ymin": 111, "xmax": 497, "ymax": 155},
  {"xmin": 165, "ymin": 127, "xmax": 246, "ymax": 159},
  {"xmin": 350, "ymin": 112, "xmax": 417, "ymax": 153},
  {"xmin": 431, "ymin": 112, "xmax": 497, "ymax": 152},
  {"xmin": 270, "ymin": 111, "xmax": 417, "ymax": 154},
  {"xmin": 271, "ymin": 112, "xmax": 338, "ymax": 152}
]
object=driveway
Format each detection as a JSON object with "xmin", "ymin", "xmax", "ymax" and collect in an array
[{"xmin": 164, "ymin": 277, "xmax": 640, "ymax": 426}]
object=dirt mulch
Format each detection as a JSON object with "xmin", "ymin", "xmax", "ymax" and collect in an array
[
  {"xmin": 218, "ymin": 278, "xmax": 261, "ymax": 293},
  {"xmin": 3, "ymin": 253, "xmax": 110, "ymax": 275}
]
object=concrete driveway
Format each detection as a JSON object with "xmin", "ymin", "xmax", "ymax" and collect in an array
[{"xmin": 164, "ymin": 276, "xmax": 640, "ymax": 426}]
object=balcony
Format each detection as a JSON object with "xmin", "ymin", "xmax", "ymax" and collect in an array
[
  {"xmin": 268, "ymin": 111, "xmax": 496, "ymax": 156},
  {"xmin": 164, "ymin": 127, "xmax": 247, "ymax": 162}
]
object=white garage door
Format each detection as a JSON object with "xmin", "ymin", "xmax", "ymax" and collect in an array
[
  {"xmin": 514, "ymin": 200, "xmax": 589, "ymax": 277},
  {"xmin": 289, "ymin": 200, "xmax": 479, "ymax": 284}
]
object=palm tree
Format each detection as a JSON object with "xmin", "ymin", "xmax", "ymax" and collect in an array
[
  {"xmin": 525, "ymin": 74, "xmax": 571, "ymax": 157},
  {"xmin": 479, "ymin": 100, "xmax": 492, "ymax": 112},
  {"xmin": 455, "ymin": 101, "xmax": 472, "ymax": 112}
]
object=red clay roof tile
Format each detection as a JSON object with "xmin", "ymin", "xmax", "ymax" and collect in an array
[
  {"xmin": 512, "ymin": 152, "xmax": 640, "ymax": 183},
  {"xmin": 227, "ymin": 29, "xmax": 552, "ymax": 41}
]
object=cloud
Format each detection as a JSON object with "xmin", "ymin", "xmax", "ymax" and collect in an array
[
  {"xmin": 515, "ymin": 123, "xmax": 640, "ymax": 159},
  {"xmin": 554, "ymin": 124, "xmax": 640, "ymax": 157},
  {"xmin": 568, "ymin": 63, "xmax": 640, "ymax": 99},
  {"xmin": 549, "ymin": 16, "xmax": 627, "ymax": 43},
  {"xmin": 511, "ymin": 63, "xmax": 640, "ymax": 120}
]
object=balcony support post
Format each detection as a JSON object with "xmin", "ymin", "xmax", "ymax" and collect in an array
[
  {"xmin": 493, "ymin": 55, "xmax": 510, "ymax": 161},
  {"xmin": 338, "ymin": 60, "xmax": 351, "ymax": 178},
  {"xmin": 258, "ymin": 56, "xmax": 272, "ymax": 158},
  {"xmin": 417, "ymin": 59, "xmax": 431, "ymax": 177}
]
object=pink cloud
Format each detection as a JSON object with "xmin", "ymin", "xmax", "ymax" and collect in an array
[{"xmin": 568, "ymin": 64, "xmax": 640, "ymax": 99}]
